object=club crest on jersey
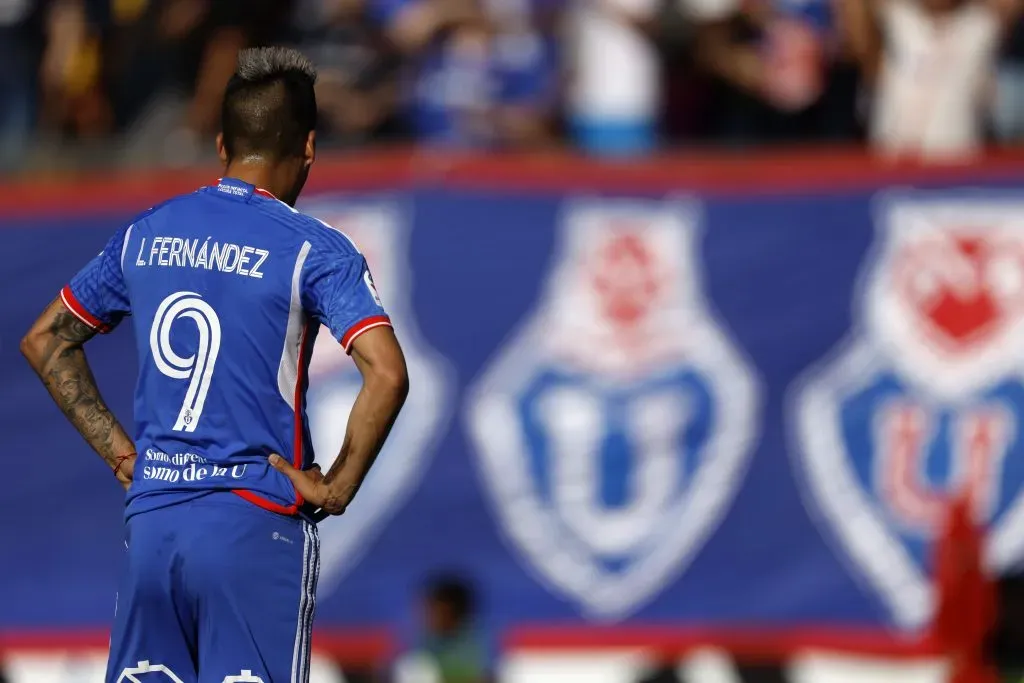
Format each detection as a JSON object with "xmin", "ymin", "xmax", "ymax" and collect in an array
[
  {"xmin": 792, "ymin": 195, "xmax": 1024, "ymax": 629},
  {"xmin": 466, "ymin": 199, "xmax": 761, "ymax": 619},
  {"xmin": 300, "ymin": 198, "xmax": 453, "ymax": 593}
]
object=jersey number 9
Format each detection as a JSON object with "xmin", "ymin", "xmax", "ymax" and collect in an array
[{"xmin": 149, "ymin": 291, "xmax": 222, "ymax": 432}]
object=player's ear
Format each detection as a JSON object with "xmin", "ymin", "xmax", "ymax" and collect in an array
[
  {"xmin": 304, "ymin": 130, "xmax": 316, "ymax": 168},
  {"xmin": 216, "ymin": 133, "xmax": 228, "ymax": 165}
]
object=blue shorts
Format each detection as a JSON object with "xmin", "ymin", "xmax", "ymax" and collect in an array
[{"xmin": 105, "ymin": 492, "xmax": 319, "ymax": 683}]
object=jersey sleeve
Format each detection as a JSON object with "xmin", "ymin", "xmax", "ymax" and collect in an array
[
  {"xmin": 302, "ymin": 245, "xmax": 392, "ymax": 354},
  {"xmin": 61, "ymin": 224, "xmax": 132, "ymax": 334}
]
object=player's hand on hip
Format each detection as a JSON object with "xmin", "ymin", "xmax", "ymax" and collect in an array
[
  {"xmin": 113, "ymin": 452, "xmax": 137, "ymax": 491},
  {"xmin": 268, "ymin": 454, "xmax": 346, "ymax": 519}
]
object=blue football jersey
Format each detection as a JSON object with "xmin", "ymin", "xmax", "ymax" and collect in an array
[{"xmin": 60, "ymin": 177, "xmax": 391, "ymax": 518}]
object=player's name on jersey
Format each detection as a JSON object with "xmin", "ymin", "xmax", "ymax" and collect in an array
[
  {"xmin": 134, "ymin": 236, "xmax": 269, "ymax": 279},
  {"xmin": 142, "ymin": 448, "xmax": 247, "ymax": 483}
]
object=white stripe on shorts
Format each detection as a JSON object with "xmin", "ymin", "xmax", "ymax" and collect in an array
[
  {"xmin": 298, "ymin": 523, "xmax": 320, "ymax": 683},
  {"xmin": 291, "ymin": 522, "xmax": 313, "ymax": 683},
  {"xmin": 306, "ymin": 524, "xmax": 320, "ymax": 680}
]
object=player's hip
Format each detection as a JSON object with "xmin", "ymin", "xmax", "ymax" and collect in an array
[{"xmin": 124, "ymin": 490, "xmax": 318, "ymax": 577}]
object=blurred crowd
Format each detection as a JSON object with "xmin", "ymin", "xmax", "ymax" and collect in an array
[{"xmin": 2, "ymin": 0, "xmax": 1024, "ymax": 174}]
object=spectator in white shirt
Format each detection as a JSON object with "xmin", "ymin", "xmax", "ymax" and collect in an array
[
  {"xmin": 837, "ymin": 0, "xmax": 1021, "ymax": 159},
  {"xmin": 567, "ymin": 0, "xmax": 662, "ymax": 156}
]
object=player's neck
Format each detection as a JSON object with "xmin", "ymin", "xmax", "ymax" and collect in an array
[{"xmin": 223, "ymin": 161, "xmax": 290, "ymax": 204}]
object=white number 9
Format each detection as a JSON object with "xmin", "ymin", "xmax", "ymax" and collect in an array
[{"xmin": 150, "ymin": 291, "xmax": 222, "ymax": 432}]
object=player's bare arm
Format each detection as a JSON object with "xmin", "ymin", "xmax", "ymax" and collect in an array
[
  {"xmin": 20, "ymin": 297, "xmax": 136, "ymax": 489},
  {"xmin": 270, "ymin": 325, "xmax": 409, "ymax": 518}
]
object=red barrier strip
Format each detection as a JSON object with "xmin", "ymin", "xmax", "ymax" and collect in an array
[
  {"xmin": 504, "ymin": 625, "xmax": 940, "ymax": 661},
  {"xmin": 0, "ymin": 628, "xmax": 395, "ymax": 667},
  {"xmin": 1, "ymin": 148, "xmax": 1023, "ymax": 219}
]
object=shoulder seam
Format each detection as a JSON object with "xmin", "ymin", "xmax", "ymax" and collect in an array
[
  {"xmin": 309, "ymin": 216, "xmax": 359, "ymax": 250},
  {"xmin": 131, "ymin": 189, "xmax": 207, "ymax": 224},
  {"xmin": 252, "ymin": 200, "xmax": 362, "ymax": 254}
]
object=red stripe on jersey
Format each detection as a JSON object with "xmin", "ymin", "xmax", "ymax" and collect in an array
[
  {"xmin": 233, "ymin": 489, "xmax": 298, "ymax": 516},
  {"xmin": 292, "ymin": 323, "xmax": 311, "ymax": 507},
  {"xmin": 341, "ymin": 315, "xmax": 392, "ymax": 354},
  {"xmin": 231, "ymin": 323, "xmax": 312, "ymax": 517},
  {"xmin": 59, "ymin": 286, "xmax": 111, "ymax": 333}
]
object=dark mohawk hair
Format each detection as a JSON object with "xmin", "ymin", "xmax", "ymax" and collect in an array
[{"xmin": 221, "ymin": 47, "xmax": 318, "ymax": 162}]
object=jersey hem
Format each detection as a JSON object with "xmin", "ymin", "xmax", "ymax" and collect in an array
[{"xmin": 233, "ymin": 488, "xmax": 299, "ymax": 516}]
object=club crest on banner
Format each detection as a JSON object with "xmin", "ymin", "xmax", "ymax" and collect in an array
[
  {"xmin": 792, "ymin": 195, "xmax": 1024, "ymax": 629},
  {"xmin": 300, "ymin": 197, "xmax": 453, "ymax": 594},
  {"xmin": 466, "ymin": 198, "xmax": 761, "ymax": 619}
]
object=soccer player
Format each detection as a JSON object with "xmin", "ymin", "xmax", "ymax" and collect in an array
[{"xmin": 20, "ymin": 47, "xmax": 409, "ymax": 683}]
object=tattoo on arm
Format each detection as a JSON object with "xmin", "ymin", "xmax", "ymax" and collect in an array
[
  {"xmin": 47, "ymin": 306, "xmax": 96, "ymax": 345},
  {"xmin": 31, "ymin": 300, "xmax": 133, "ymax": 469}
]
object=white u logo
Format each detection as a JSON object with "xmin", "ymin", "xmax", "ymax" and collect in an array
[
  {"xmin": 150, "ymin": 291, "xmax": 222, "ymax": 432},
  {"xmin": 536, "ymin": 386, "xmax": 688, "ymax": 556}
]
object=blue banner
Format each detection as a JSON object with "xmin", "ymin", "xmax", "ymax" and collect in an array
[{"xmin": 2, "ymin": 159, "xmax": 1022, "ymax": 651}]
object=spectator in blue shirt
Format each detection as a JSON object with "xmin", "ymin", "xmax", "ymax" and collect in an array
[
  {"xmin": 368, "ymin": 0, "xmax": 560, "ymax": 147},
  {"xmin": 0, "ymin": 0, "xmax": 38, "ymax": 171}
]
